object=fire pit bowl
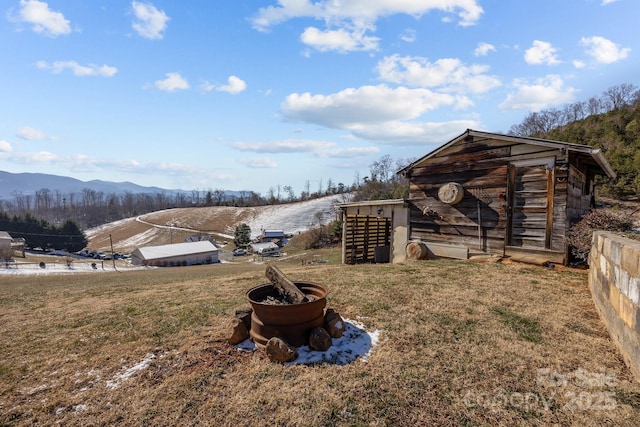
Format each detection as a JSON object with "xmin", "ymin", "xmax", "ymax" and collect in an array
[{"xmin": 246, "ymin": 281, "xmax": 328, "ymax": 348}]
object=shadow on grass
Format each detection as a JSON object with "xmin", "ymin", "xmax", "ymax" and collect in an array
[{"xmin": 492, "ymin": 306, "xmax": 544, "ymax": 343}]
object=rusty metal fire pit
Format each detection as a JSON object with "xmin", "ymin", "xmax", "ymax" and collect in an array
[{"xmin": 246, "ymin": 282, "xmax": 328, "ymax": 348}]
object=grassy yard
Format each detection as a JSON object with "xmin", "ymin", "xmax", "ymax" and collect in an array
[{"xmin": 1, "ymin": 253, "xmax": 640, "ymax": 426}]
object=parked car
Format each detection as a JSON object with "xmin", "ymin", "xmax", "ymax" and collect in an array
[{"xmin": 232, "ymin": 248, "xmax": 247, "ymax": 256}]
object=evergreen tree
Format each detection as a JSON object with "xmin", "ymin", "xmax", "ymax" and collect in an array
[{"xmin": 234, "ymin": 223, "xmax": 251, "ymax": 248}]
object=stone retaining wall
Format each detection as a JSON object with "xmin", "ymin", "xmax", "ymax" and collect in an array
[{"xmin": 589, "ymin": 231, "xmax": 640, "ymax": 379}]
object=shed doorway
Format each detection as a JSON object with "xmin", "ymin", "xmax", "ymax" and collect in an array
[
  {"xmin": 343, "ymin": 214, "xmax": 391, "ymax": 264},
  {"xmin": 506, "ymin": 158, "xmax": 554, "ymax": 249}
]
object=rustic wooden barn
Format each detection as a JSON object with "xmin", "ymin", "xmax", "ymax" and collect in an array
[{"xmin": 396, "ymin": 129, "xmax": 616, "ymax": 265}]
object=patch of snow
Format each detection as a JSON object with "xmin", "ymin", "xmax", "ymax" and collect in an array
[
  {"xmin": 244, "ymin": 194, "xmax": 351, "ymax": 238},
  {"xmin": 105, "ymin": 353, "xmax": 157, "ymax": 389},
  {"xmin": 112, "ymin": 227, "xmax": 159, "ymax": 249},
  {"xmin": 0, "ymin": 260, "xmax": 145, "ymax": 276},
  {"xmin": 23, "ymin": 384, "xmax": 48, "ymax": 395},
  {"xmin": 236, "ymin": 318, "xmax": 381, "ymax": 365}
]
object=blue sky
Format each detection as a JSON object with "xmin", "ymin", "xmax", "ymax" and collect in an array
[{"xmin": 0, "ymin": 0, "xmax": 637, "ymax": 196}]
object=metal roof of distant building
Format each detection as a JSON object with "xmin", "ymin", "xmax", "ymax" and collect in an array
[{"xmin": 134, "ymin": 241, "xmax": 217, "ymax": 261}]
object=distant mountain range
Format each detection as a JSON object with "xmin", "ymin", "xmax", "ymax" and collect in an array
[{"xmin": 0, "ymin": 171, "xmax": 242, "ymax": 200}]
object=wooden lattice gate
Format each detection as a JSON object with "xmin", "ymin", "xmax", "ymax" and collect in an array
[{"xmin": 344, "ymin": 214, "xmax": 391, "ymax": 264}]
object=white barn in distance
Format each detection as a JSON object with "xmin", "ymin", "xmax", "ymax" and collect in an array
[{"xmin": 131, "ymin": 241, "xmax": 219, "ymax": 267}]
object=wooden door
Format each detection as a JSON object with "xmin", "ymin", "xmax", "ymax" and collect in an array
[{"xmin": 506, "ymin": 159, "xmax": 554, "ymax": 249}]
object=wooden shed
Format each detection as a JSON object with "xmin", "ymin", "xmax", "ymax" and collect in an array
[
  {"xmin": 338, "ymin": 199, "xmax": 409, "ymax": 264},
  {"xmin": 396, "ymin": 129, "xmax": 616, "ymax": 265}
]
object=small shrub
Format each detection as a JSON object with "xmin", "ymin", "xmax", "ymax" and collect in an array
[{"xmin": 565, "ymin": 209, "xmax": 634, "ymax": 262}]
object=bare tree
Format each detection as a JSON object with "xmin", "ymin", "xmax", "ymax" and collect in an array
[
  {"xmin": 587, "ymin": 97, "xmax": 602, "ymax": 116},
  {"xmin": 602, "ymin": 83, "xmax": 638, "ymax": 110},
  {"xmin": 283, "ymin": 185, "xmax": 295, "ymax": 202}
]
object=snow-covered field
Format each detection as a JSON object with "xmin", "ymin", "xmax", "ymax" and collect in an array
[
  {"xmin": 86, "ymin": 193, "xmax": 352, "ymax": 249},
  {"xmin": 242, "ymin": 194, "xmax": 352, "ymax": 238}
]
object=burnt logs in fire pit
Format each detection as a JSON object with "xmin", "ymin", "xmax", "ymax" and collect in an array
[{"xmin": 264, "ymin": 264, "xmax": 309, "ymax": 304}]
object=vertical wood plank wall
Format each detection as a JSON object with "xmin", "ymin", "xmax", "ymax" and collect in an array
[
  {"xmin": 344, "ymin": 214, "xmax": 390, "ymax": 264},
  {"xmin": 406, "ymin": 138, "xmax": 575, "ymax": 257}
]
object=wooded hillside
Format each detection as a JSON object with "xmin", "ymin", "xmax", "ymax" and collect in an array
[{"xmin": 510, "ymin": 83, "xmax": 640, "ymax": 198}]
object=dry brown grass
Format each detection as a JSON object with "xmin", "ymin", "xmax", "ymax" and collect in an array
[{"xmin": 1, "ymin": 253, "xmax": 640, "ymax": 426}]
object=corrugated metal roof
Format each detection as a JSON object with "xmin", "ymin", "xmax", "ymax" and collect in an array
[{"xmin": 133, "ymin": 241, "xmax": 217, "ymax": 261}]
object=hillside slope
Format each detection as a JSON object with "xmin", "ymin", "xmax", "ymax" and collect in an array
[{"xmin": 85, "ymin": 194, "xmax": 351, "ymax": 252}]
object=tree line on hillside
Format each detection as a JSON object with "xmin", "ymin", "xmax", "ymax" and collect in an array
[
  {"xmin": 509, "ymin": 83, "xmax": 640, "ymax": 197},
  {"xmin": 0, "ymin": 211, "xmax": 87, "ymax": 253}
]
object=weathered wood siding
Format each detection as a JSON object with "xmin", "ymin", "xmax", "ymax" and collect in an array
[
  {"xmin": 406, "ymin": 138, "xmax": 571, "ymax": 256},
  {"xmin": 407, "ymin": 140, "xmax": 511, "ymax": 253}
]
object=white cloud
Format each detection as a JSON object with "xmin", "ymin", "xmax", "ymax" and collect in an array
[
  {"xmin": 300, "ymin": 24, "xmax": 380, "ymax": 52},
  {"xmin": 474, "ymin": 42, "xmax": 495, "ymax": 57},
  {"xmin": 16, "ymin": 126, "xmax": 57, "ymax": 141},
  {"xmin": 131, "ymin": 1, "xmax": 170, "ymax": 40},
  {"xmin": 218, "ymin": 76, "xmax": 247, "ymax": 94},
  {"xmin": 573, "ymin": 60, "xmax": 586, "ymax": 69},
  {"xmin": 252, "ymin": 1, "xmax": 482, "ymax": 53},
  {"xmin": 232, "ymin": 139, "xmax": 379, "ymax": 158},
  {"xmin": 36, "ymin": 60, "xmax": 117, "ymax": 77},
  {"xmin": 200, "ymin": 76, "xmax": 247, "ymax": 94},
  {"xmin": 400, "ymin": 28, "xmax": 416, "ymax": 43},
  {"xmin": 200, "ymin": 80, "xmax": 215, "ymax": 92},
  {"xmin": 524, "ymin": 40, "xmax": 560, "ymax": 65},
  {"xmin": 252, "ymin": 0, "xmax": 484, "ymax": 31},
  {"xmin": 154, "ymin": 72, "xmax": 189, "ymax": 92},
  {"xmin": 350, "ymin": 120, "xmax": 480, "ymax": 144},
  {"xmin": 0, "ymin": 140, "xmax": 13, "ymax": 153},
  {"xmin": 282, "ymin": 85, "xmax": 459, "ymax": 129},
  {"xmin": 580, "ymin": 36, "xmax": 630, "ymax": 64},
  {"xmin": 601, "ymin": 0, "xmax": 619, "ymax": 4},
  {"xmin": 8, "ymin": 150, "xmax": 59, "ymax": 164},
  {"xmin": 499, "ymin": 75, "xmax": 576, "ymax": 112},
  {"xmin": 239, "ymin": 156, "xmax": 278, "ymax": 168},
  {"xmin": 13, "ymin": 0, "xmax": 71, "ymax": 37},
  {"xmin": 376, "ymin": 54, "xmax": 501, "ymax": 94},
  {"xmin": 280, "ymin": 85, "xmax": 481, "ymax": 144},
  {"xmin": 321, "ymin": 146, "xmax": 380, "ymax": 158},
  {"xmin": 0, "ymin": 148, "xmax": 235, "ymax": 184},
  {"xmin": 233, "ymin": 139, "xmax": 335, "ymax": 154}
]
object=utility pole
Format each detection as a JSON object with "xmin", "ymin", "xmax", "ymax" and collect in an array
[{"xmin": 109, "ymin": 234, "xmax": 117, "ymax": 271}]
